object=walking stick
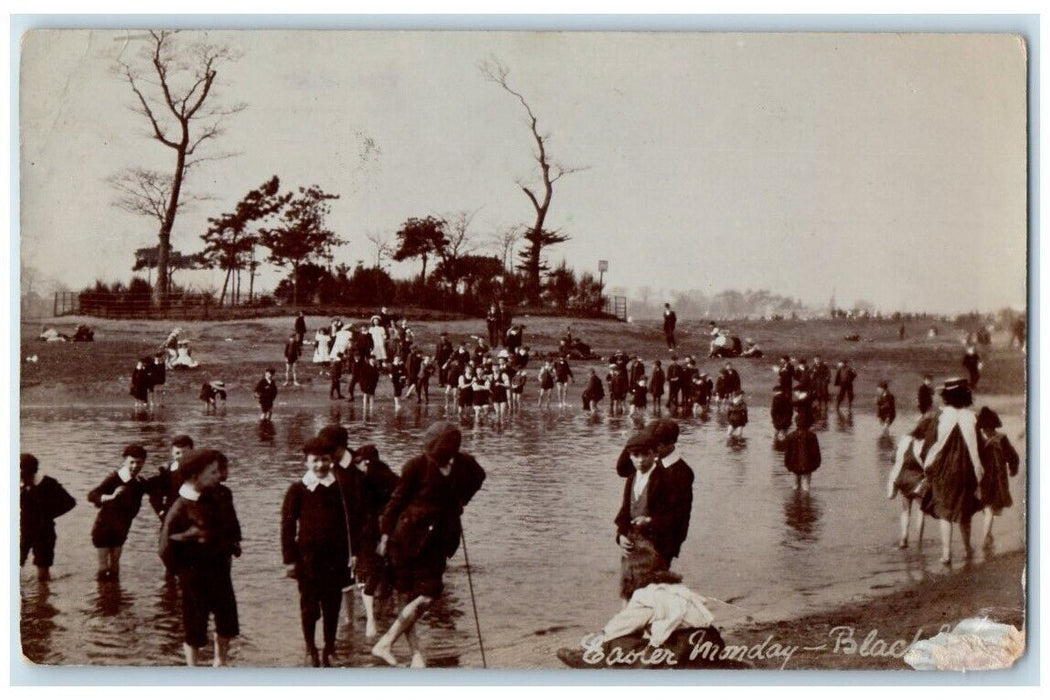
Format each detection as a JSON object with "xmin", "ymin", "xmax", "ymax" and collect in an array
[{"xmin": 460, "ymin": 530, "xmax": 487, "ymax": 668}]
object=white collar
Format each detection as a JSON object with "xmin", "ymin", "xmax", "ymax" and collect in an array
[
  {"xmin": 169, "ymin": 460, "xmax": 180, "ymax": 472},
  {"xmin": 302, "ymin": 471, "xmax": 336, "ymax": 491},
  {"xmin": 632, "ymin": 467, "xmax": 654, "ymax": 498},
  {"xmin": 660, "ymin": 448, "xmax": 681, "ymax": 467},
  {"xmin": 178, "ymin": 482, "xmax": 202, "ymax": 502},
  {"xmin": 117, "ymin": 466, "xmax": 134, "ymax": 483}
]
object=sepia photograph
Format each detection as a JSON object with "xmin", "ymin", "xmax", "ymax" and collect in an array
[{"xmin": 17, "ymin": 26, "xmax": 1029, "ymax": 674}]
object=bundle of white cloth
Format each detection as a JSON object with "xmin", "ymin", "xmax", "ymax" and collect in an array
[{"xmin": 602, "ymin": 583, "xmax": 717, "ymax": 648}]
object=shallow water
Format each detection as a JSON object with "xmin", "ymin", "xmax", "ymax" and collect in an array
[{"xmin": 18, "ymin": 400, "xmax": 1026, "ymax": 668}]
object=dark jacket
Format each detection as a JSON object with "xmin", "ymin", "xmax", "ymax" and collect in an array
[
  {"xmin": 380, "ymin": 449, "xmax": 485, "ymax": 562},
  {"xmin": 89, "ymin": 471, "xmax": 148, "ymax": 543},
  {"xmin": 647, "ymin": 457, "xmax": 695, "ymax": 562},
  {"xmin": 784, "ymin": 428, "xmax": 821, "ymax": 475},
  {"xmin": 281, "ymin": 480, "xmax": 351, "ymax": 570},
  {"xmin": 21, "ymin": 475, "xmax": 75, "ymax": 541}
]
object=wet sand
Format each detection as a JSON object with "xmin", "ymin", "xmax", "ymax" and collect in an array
[{"xmin": 728, "ymin": 550, "xmax": 1026, "ymax": 670}]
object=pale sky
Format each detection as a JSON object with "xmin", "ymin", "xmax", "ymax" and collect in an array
[{"xmin": 19, "ymin": 30, "xmax": 1028, "ymax": 313}]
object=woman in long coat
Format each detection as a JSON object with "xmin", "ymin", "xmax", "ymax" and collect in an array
[
  {"xmin": 370, "ymin": 422, "xmax": 485, "ymax": 668},
  {"xmin": 920, "ymin": 378, "xmax": 983, "ymax": 565}
]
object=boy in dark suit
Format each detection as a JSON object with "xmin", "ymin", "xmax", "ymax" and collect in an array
[{"xmin": 20, "ymin": 453, "xmax": 76, "ymax": 581}]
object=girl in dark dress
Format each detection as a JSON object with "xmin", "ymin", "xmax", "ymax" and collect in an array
[
  {"xmin": 783, "ymin": 413, "xmax": 821, "ymax": 492},
  {"xmin": 160, "ymin": 449, "xmax": 239, "ymax": 666},
  {"xmin": 89, "ymin": 444, "xmax": 148, "ymax": 579},
  {"xmin": 371, "ymin": 423, "xmax": 485, "ymax": 668},
  {"xmin": 886, "ymin": 417, "xmax": 933, "ymax": 548},
  {"xmin": 976, "ymin": 406, "xmax": 1020, "ymax": 549},
  {"xmin": 920, "ymin": 378, "xmax": 983, "ymax": 565}
]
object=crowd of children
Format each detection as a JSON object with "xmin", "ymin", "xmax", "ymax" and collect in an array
[{"xmin": 21, "ymin": 420, "xmax": 487, "ymax": 670}]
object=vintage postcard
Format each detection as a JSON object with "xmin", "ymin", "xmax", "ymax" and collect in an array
[{"xmin": 17, "ymin": 28, "xmax": 1028, "ymax": 674}]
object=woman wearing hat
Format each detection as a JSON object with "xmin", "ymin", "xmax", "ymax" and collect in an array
[
  {"xmin": 920, "ymin": 378, "xmax": 983, "ymax": 564},
  {"xmin": 975, "ymin": 406, "xmax": 1020, "ymax": 550},
  {"xmin": 371, "ymin": 422, "xmax": 485, "ymax": 668}
]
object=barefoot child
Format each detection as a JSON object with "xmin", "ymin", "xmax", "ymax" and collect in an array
[
  {"xmin": 886, "ymin": 418, "xmax": 932, "ymax": 548},
  {"xmin": 88, "ymin": 445, "xmax": 149, "ymax": 579},
  {"xmin": 20, "ymin": 453, "xmax": 76, "ymax": 581},
  {"xmin": 160, "ymin": 449, "xmax": 240, "ymax": 666},
  {"xmin": 537, "ymin": 360, "xmax": 555, "ymax": 409},
  {"xmin": 254, "ymin": 368, "xmax": 278, "ymax": 420},
  {"xmin": 975, "ymin": 406, "xmax": 1020, "ymax": 550},
  {"xmin": 783, "ymin": 413, "xmax": 821, "ymax": 491},
  {"xmin": 371, "ymin": 423, "xmax": 486, "ymax": 668},
  {"xmin": 352, "ymin": 444, "xmax": 399, "ymax": 640},
  {"xmin": 282, "ymin": 438, "xmax": 352, "ymax": 667}
]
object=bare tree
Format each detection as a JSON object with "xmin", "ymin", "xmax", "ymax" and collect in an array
[
  {"xmin": 437, "ymin": 208, "xmax": 480, "ymax": 291},
  {"xmin": 365, "ymin": 229, "xmax": 393, "ymax": 269},
  {"xmin": 487, "ymin": 225, "xmax": 520, "ymax": 274},
  {"xmin": 111, "ymin": 30, "xmax": 244, "ymax": 306},
  {"xmin": 480, "ymin": 57, "xmax": 586, "ymax": 304}
]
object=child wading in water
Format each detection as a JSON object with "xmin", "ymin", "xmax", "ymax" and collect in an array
[
  {"xmin": 20, "ymin": 453, "xmax": 76, "ymax": 581},
  {"xmin": 371, "ymin": 423, "xmax": 486, "ymax": 668},
  {"xmin": 876, "ymin": 381, "xmax": 897, "ymax": 435},
  {"xmin": 886, "ymin": 418, "xmax": 932, "ymax": 548},
  {"xmin": 726, "ymin": 391, "xmax": 749, "ymax": 437},
  {"xmin": 282, "ymin": 438, "xmax": 352, "ymax": 667},
  {"xmin": 254, "ymin": 368, "xmax": 278, "ymax": 420},
  {"xmin": 160, "ymin": 449, "xmax": 240, "ymax": 666},
  {"xmin": 975, "ymin": 406, "xmax": 1020, "ymax": 550},
  {"xmin": 89, "ymin": 444, "xmax": 149, "ymax": 579},
  {"xmin": 783, "ymin": 413, "xmax": 821, "ymax": 491}
]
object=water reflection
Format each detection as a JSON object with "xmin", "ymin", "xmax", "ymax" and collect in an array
[
  {"xmin": 783, "ymin": 490, "xmax": 823, "ymax": 543},
  {"xmin": 20, "ymin": 580, "xmax": 59, "ymax": 664},
  {"xmin": 257, "ymin": 419, "xmax": 276, "ymax": 443},
  {"xmin": 18, "ymin": 404, "xmax": 1026, "ymax": 668},
  {"xmin": 835, "ymin": 410, "xmax": 854, "ymax": 433}
]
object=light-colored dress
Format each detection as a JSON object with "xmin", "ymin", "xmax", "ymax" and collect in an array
[
  {"xmin": 369, "ymin": 325, "xmax": 388, "ymax": 361},
  {"xmin": 311, "ymin": 331, "xmax": 329, "ymax": 364},
  {"xmin": 329, "ymin": 328, "xmax": 353, "ymax": 361}
]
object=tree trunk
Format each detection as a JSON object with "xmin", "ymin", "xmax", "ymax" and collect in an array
[
  {"xmin": 219, "ymin": 267, "xmax": 232, "ymax": 307},
  {"xmin": 292, "ymin": 262, "xmax": 299, "ymax": 306}
]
